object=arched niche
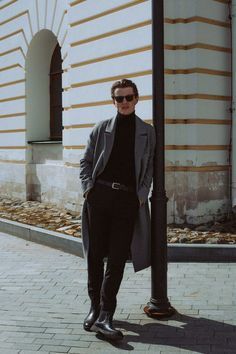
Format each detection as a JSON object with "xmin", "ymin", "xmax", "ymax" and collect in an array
[{"xmin": 25, "ymin": 29, "xmax": 59, "ymax": 142}]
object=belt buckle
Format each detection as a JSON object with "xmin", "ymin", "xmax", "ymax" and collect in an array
[{"xmin": 112, "ymin": 182, "xmax": 120, "ymax": 190}]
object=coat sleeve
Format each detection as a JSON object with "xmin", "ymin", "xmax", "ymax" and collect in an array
[
  {"xmin": 137, "ymin": 126, "xmax": 156, "ymax": 203},
  {"xmin": 79, "ymin": 124, "xmax": 99, "ymax": 197}
]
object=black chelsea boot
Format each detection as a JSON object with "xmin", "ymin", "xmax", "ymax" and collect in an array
[
  {"xmin": 83, "ymin": 305, "xmax": 100, "ymax": 331},
  {"xmin": 92, "ymin": 310, "xmax": 123, "ymax": 341}
]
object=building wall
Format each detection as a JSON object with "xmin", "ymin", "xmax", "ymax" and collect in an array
[{"xmin": 0, "ymin": 0, "xmax": 232, "ymax": 223}]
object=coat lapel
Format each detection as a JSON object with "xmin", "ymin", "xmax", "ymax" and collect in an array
[
  {"xmin": 102, "ymin": 116, "xmax": 117, "ymax": 169},
  {"xmin": 135, "ymin": 116, "xmax": 147, "ymax": 189}
]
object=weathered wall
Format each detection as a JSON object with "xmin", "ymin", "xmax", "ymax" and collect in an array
[{"xmin": 0, "ymin": 0, "xmax": 232, "ymax": 223}]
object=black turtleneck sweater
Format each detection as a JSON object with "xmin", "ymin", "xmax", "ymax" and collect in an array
[{"xmin": 98, "ymin": 111, "xmax": 136, "ymax": 189}]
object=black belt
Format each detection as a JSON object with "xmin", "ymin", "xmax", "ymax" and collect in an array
[{"xmin": 96, "ymin": 179, "xmax": 134, "ymax": 192}]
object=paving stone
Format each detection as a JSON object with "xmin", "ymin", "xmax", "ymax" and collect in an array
[
  {"xmin": 44, "ymin": 328, "xmax": 73, "ymax": 334},
  {"xmin": 40, "ymin": 345, "xmax": 70, "ymax": 352},
  {"xmin": 61, "ymin": 340, "xmax": 90, "ymax": 347},
  {"xmin": 19, "ymin": 352, "xmax": 49, "ymax": 354},
  {"xmin": 0, "ymin": 232, "xmax": 236, "ymax": 353},
  {"xmin": 10, "ymin": 343, "xmax": 42, "ymax": 350}
]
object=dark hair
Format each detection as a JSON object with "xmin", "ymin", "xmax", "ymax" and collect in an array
[{"xmin": 111, "ymin": 78, "xmax": 139, "ymax": 98}]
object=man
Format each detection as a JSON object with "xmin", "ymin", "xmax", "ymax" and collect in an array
[{"xmin": 80, "ymin": 79, "xmax": 155, "ymax": 341}]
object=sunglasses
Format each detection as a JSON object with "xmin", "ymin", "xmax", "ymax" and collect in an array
[{"xmin": 113, "ymin": 94, "xmax": 135, "ymax": 103}]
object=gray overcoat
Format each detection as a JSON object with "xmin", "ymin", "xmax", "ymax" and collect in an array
[{"xmin": 79, "ymin": 115, "xmax": 156, "ymax": 272}]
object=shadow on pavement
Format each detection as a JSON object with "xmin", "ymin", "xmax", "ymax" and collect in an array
[{"xmin": 96, "ymin": 312, "xmax": 236, "ymax": 352}]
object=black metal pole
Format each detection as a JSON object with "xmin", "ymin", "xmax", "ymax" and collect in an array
[{"xmin": 144, "ymin": 0, "xmax": 175, "ymax": 318}]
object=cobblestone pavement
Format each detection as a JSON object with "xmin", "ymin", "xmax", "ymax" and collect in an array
[{"xmin": 0, "ymin": 232, "xmax": 236, "ymax": 354}]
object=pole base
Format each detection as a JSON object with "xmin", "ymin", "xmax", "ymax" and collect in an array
[{"xmin": 144, "ymin": 301, "xmax": 176, "ymax": 319}]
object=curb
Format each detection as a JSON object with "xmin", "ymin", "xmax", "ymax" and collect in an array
[
  {"xmin": 1, "ymin": 218, "xmax": 236, "ymax": 262},
  {"xmin": 168, "ymin": 243, "xmax": 236, "ymax": 262},
  {"xmin": 0, "ymin": 218, "xmax": 84, "ymax": 258}
]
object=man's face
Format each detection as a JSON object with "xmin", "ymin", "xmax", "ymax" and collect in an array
[{"xmin": 113, "ymin": 86, "xmax": 138, "ymax": 115}]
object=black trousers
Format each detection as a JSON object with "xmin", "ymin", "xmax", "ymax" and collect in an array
[{"xmin": 86, "ymin": 182, "xmax": 139, "ymax": 314}]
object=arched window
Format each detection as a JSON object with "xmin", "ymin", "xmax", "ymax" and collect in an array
[{"xmin": 49, "ymin": 43, "xmax": 63, "ymax": 140}]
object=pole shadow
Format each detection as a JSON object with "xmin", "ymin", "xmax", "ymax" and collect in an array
[{"xmin": 95, "ymin": 312, "xmax": 236, "ymax": 353}]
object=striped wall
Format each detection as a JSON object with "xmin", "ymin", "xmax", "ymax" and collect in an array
[{"xmin": 0, "ymin": 0, "xmax": 232, "ymax": 223}]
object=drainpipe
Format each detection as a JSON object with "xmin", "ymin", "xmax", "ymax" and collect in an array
[{"xmin": 232, "ymin": 0, "xmax": 236, "ymax": 211}]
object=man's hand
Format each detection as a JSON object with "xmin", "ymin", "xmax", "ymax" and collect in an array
[{"xmin": 84, "ymin": 190, "xmax": 90, "ymax": 199}]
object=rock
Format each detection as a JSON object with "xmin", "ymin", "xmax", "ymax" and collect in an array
[
  {"xmin": 167, "ymin": 232, "xmax": 177, "ymax": 238},
  {"xmin": 206, "ymin": 237, "xmax": 219, "ymax": 244},
  {"xmin": 190, "ymin": 231, "xmax": 199, "ymax": 237},
  {"xmin": 189, "ymin": 237, "xmax": 205, "ymax": 244},
  {"xmin": 54, "ymin": 218, "xmax": 62, "ymax": 223},
  {"xmin": 56, "ymin": 225, "xmax": 74, "ymax": 231},
  {"xmin": 70, "ymin": 219, "xmax": 81, "ymax": 224},
  {"xmin": 169, "ymin": 237, "xmax": 179, "ymax": 243},
  {"xmin": 68, "ymin": 211, "xmax": 79, "ymax": 217},
  {"xmin": 65, "ymin": 229, "xmax": 75, "ymax": 235},
  {"xmin": 179, "ymin": 235, "xmax": 188, "ymax": 243},
  {"xmin": 73, "ymin": 232, "xmax": 81, "ymax": 238},
  {"xmin": 38, "ymin": 204, "xmax": 46, "ymax": 209}
]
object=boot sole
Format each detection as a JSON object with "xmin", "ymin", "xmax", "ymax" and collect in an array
[{"xmin": 83, "ymin": 324, "xmax": 93, "ymax": 332}]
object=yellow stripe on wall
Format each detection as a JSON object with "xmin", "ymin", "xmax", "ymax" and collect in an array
[
  {"xmin": 0, "ymin": 113, "xmax": 25, "ymax": 119},
  {"xmin": 165, "ymin": 145, "xmax": 229, "ymax": 151},
  {"xmin": 70, "ymin": 0, "xmax": 86, "ymax": 6},
  {"xmin": 165, "ymin": 43, "xmax": 231, "ymax": 53},
  {"xmin": 0, "ymin": 0, "xmax": 17, "ymax": 10},
  {"xmin": 64, "ymin": 145, "xmax": 85, "ymax": 149},
  {"xmin": 70, "ymin": 0, "xmax": 147, "ymax": 27},
  {"xmin": 0, "ymin": 129, "xmax": 26, "ymax": 133},
  {"xmin": 165, "ymin": 68, "xmax": 231, "ymax": 76},
  {"xmin": 0, "ymin": 47, "xmax": 25, "ymax": 58},
  {"xmin": 64, "ymin": 124, "xmax": 94, "ymax": 129},
  {"xmin": 0, "ymin": 29, "xmax": 22, "ymax": 41},
  {"xmin": 165, "ymin": 16, "xmax": 230, "ymax": 28},
  {"xmin": 0, "ymin": 79, "xmax": 25, "ymax": 88},
  {"xmin": 70, "ymin": 95, "xmax": 151, "ymax": 109},
  {"xmin": 0, "ymin": 159, "xmax": 25, "ymax": 164},
  {"xmin": 0, "ymin": 29, "xmax": 29, "ymax": 47},
  {"xmin": 71, "ymin": 20, "xmax": 151, "ymax": 47},
  {"xmin": 164, "ymin": 118, "xmax": 231, "ymax": 125},
  {"xmin": 64, "ymin": 162, "xmax": 80, "ymax": 167},
  {"xmin": 166, "ymin": 165, "xmax": 230, "ymax": 172},
  {"xmin": 72, "ymin": 70, "xmax": 152, "ymax": 88},
  {"xmin": 0, "ymin": 96, "xmax": 26, "ymax": 103},
  {"xmin": 0, "ymin": 10, "xmax": 28, "ymax": 26},
  {"xmin": 71, "ymin": 46, "xmax": 151, "ymax": 68},
  {"xmin": 0, "ymin": 146, "xmax": 26, "ymax": 149},
  {"xmin": 0, "ymin": 64, "xmax": 22, "ymax": 72},
  {"xmin": 166, "ymin": 94, "xmax": 231, "ymax": 101}
]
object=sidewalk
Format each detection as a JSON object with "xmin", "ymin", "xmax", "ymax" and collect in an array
[{"xmin": 0, "ymin": 231, "xmax": 235, "ymax": 354}]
